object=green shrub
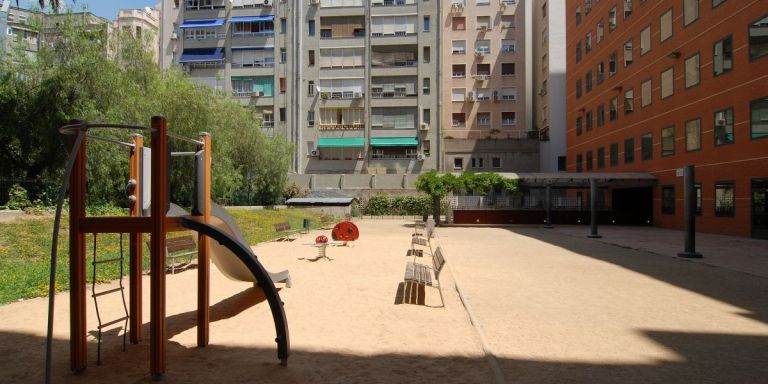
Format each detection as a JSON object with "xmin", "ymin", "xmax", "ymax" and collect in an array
[
  {"xmin": 362, "ymin": 194, "xmax": 435, "ymax": 216},
  {"xmin": 6, "ymin": 184, "xmax": 32, "ymax": 210}
]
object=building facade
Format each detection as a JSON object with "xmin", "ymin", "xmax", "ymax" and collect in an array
[
  {"xmin": 440, "ymin": 0, "xmax": 539, "ymax": 172},
  {"xmin": 166, "ymin": 0, "xmax": 440, "ymax": 174},
  {"xmin": 566, "ymin": 0, "xmax": 768, "ymax": 238},
  {"xmin": 116, "ymin": 7, "xmax": 160, "ymax": 63},
  {"xmin": 1, "ymin": 3, "xmax": 42, "ymax": 62}
]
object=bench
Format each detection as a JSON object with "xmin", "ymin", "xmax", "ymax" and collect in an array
[
  {"xmin": 413, "ymin": 218, "xmax": 435, "ymax": 239},
  {"xmin": 273, "ymin": 222, "xmax": 301, "ymax": 242},
  {"xmin": 407, "ymin": 235, "xmax": 431, "ymax": 258},
  {"xmin": 156, "ymin": 235, "xmax": 197, "ymax": 274},
  {"xmin": 403, "ymin": 246, "xmax": 446, "ymax": 307}
]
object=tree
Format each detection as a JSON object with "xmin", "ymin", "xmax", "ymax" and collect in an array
[{"xmin": 414, "ymin": 171, "xmax": 457, "ymax": 225}]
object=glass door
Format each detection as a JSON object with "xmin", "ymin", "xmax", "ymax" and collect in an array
[{"xmin": 752, "ymin": 179, "xmax": 768, "ymax": 240}]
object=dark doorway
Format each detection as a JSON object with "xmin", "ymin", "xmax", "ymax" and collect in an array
[
  {"xmin": 752, "ymin": 179, "xmax": 768, "ymax": 240},
  {"xmin": 612, "ymin": 187, "xmax": 653, "ymax": 225}
]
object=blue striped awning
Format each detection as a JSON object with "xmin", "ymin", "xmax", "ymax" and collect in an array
[
  {"xmin": 230, "ymin": 15, "xmax": 275, "ymax": 23},
  {"xmin": 179, "ymin": 47, "xmax": 225, "ymax": 63},
  {"xmin": 179, "ymin": 19, "xmax": 225, "ymax": 28}
]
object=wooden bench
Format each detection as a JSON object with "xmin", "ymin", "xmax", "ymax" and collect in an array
[
  {"xmin": 154, "ymin": 235, "xmax": 197, "ymax": 274},
  {"xmin": 413, "ymin": 218, "xmax": 435, "ymax": 239},
  {"xmin": 273, "ymin": 222, "xmax": 301, "ymax": 242},
  {"xmin": 407, "ymin": 236, "xmax": 430, "ymax": 258},
  {"xmin": 403, "ymin": 246, "xmax": 446, "ymax": 307}
]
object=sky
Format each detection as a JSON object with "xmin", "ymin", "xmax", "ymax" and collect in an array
[{"xmin": 16, "ymin": 0, "xmax": 159, "ymax": 20}]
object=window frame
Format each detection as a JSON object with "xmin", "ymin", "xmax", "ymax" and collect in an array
[
  {"xmin": 713, "ymin": 34, "xmax": 734, "ymax": 76},
  {"xmin": 624, "ymin": 137, "xmax": 635, "ymax": 164},
  {"xmin": 640, "ymin": 25, "xmax": 651, "ymax": 56},
  {"xmin": 714, "ymin": 107, "xmax": 735, "ymax": 146},
  {"xmin": 683, "ymin": 0, "xmax": 700, "ymax": 27},
  {"xmin": 661, "ymin": 126, "xmax": 675, "ymax": 157},
  {"xmin": 660, "ymin": 8, "xmax": 673, "ymax": 43},
  {"xmin": 684, "ymin": 52, "xmax": 701, "ymax": 89},
  {"xmin": 641, "ymin": 132, "xmax": 653, "ymax": 161},
  {"xmin": 661, "ymin": 67, "xmax": 675, "ymax": 99},
  {"xmin": 662, "ymin": 185, "xmax": 675, "ymax": 214},
  {"xmin": 750, "ymin": 96, "xmax": 768, "ymax": 140},
  {"xmin": 749, "ymin": 15, "xmax": 768, "ymax": 62},
  {"xmin": 609, "ymin": 143, "xmax": 619, "ymax": 167},
  {"xmin": 714, "ymin": 181, "xmax": 736, "ymax": 217},
  {"xmin": 685, "ymin": 118, "xmax": 702, "ymax": 151}
]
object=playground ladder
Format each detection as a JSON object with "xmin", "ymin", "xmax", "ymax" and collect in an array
[{"xmin": 90, "ymin": 234, "xmax": 130, "ymax": 365}]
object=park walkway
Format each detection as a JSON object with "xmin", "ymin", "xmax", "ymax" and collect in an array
[{"xmin": 438, "ymin": 225, "xmax": 768, "ymax": 383}]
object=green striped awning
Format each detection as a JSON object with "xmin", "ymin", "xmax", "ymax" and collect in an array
[
  {"xmin": 317, "ymin": 137, "xmax": 366, "ymax": 148},
  {"xmin": 369, "ymin": 137, "xmax": 419, "ymax": 147}
]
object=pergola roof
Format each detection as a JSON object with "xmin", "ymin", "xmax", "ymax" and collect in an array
[{"xmin": 497, "ymin": 172, "xmax": 657, "ymax": 188}]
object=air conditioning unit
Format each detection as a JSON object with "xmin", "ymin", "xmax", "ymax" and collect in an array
[
  {"xmin": 467, "ymin": 91, "xmax": 474, "ymax": 101},
  {"xmin": 310, "ymin": 0, "xmax": 320, "ymax": 4},
  {"xmin": 416, "ymin": 153, "xmax": 425, "ymax": 161},
  {"xmin": 354, "ymin": 92, "xmax": 363, "ymax": 98},
  {"xmin": 171, "ymin": 32, "xmax": 178, "ymax": 40},
  {"xmin": 715, "ymin": 118, "xmax": 726, "ymax": 126},
  {"xmin": 310, "ymin": 149, "xmax": 320, "ymax": 157},
  {"xmin": 475, "ymin": 50, "xmax": 484, "ymax": 57},
  {"xmin": 420, "ymin": 123, "xmax": 430, "ymax": 131}
]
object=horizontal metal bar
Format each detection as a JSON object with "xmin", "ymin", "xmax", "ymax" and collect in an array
[
  {"xmin": 98, "ymin": 316, "xmax": 129, "ymax": 329},
  {"xmin": 60, "ymin": 122, "xmax": 152, "ymax": 135},
  {"xmin": 92, "ymin": 287, "xmax": 124, "ymax": 298},
  {"xmin": 92, "ymin": 257, "xmax": 122, "ymax": 265},
  {"xmin": 167, "ymin": 131, "xmax": 205, "ymax": 146},
  {"xmin": 86, "ymin": 135, "xmax": 135, "ymax": 148},
  {"xmin": 171, "ymin": 150, "xmax": 205, "ymax": 157}
]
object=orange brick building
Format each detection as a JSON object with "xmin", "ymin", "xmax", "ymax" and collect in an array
[{"xmin": 566, "ymin": 0, "xmax": 768, "ymax": 238}]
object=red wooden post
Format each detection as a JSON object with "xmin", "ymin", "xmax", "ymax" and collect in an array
[
  {"xmin": 68, "ymin": 120, "xmax": 88, "ymax": 372},
  {"xmin": 197, "ymin": 132, "xmax": 211, "ymax": 347},
  {"xmin": 150, "ymin": 116, "xmax": 168, "ymax": 378},
  {"xmin": 128, "ymin": 134, "xmax": 144, "ymax": 344}
]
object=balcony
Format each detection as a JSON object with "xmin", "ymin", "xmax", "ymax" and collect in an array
[
  {"xmin": 231, "ymin": 59, "xmax": 275, "ymax": 69},
  {"xmin": 372, "ymin": 0, "xmax": 415, "ymax": 6},
  {"xmin": 320, "ymin": 91, "xmax": 364, "ymax": 100},
  {"xmin": 185, "ymin": 0, "xmax": 226, "ymax": 11},
  {"xmin": 450, "ymin": 0, "xmax": 465, "ymax": 13},
  {"xmin": 318, "ymin": 123, "xmax": 365, "ymax": 130},
  {"xmin": 472, "ymin": 74, "xmax": 491, "ymax": 81},
  {"xmin": 320, "ymin": 30, "xmax": 366, "ymax": 39}
]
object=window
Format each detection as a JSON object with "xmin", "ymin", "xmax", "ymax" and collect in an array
[
  {"xmin": 280, "ymin": 77, "xmax": 287, "ymax": 93},
  {"xmin": 308, "ymin": 81, "xmax": 315, "ymax": 97},
  {"xmin": 624, "ymin": 138, "xmax": 635, "ymax": 163},
  {"xmin": 586, "ymin": 71, "xmax": 593, "ymax": 92},
  {"xmin": 477, "ymin": 112, "xmax": 491, "ymax": 126},
  {"xmin": 751, "ymin": 96, "xmax": 768, "ymax": 139},
  {"xmin": 280, "ymin": 18, "xmax": 287, "ymax": 34},
  {"xmin": 586, "ymin": 32, "xmax": 592, "ymax": 53},
  {"xmin": 661, "ymin": 67, "xmax": 674, "ymax": 99},
  {"xmin": 586, "ymin": 150, "xmax": 593, "ymax": 171},
  {"xmin": 662, "ymin": 126, "xmax": 675, "ymax": 156},
  {"xmin": 424, "ymin": 16, "xmax": 430, "ymax": 32},
  {"xmin": 597, "ymin": 147, "xmax": 605, "ymax": 169},
  {"xmin": 609, "ymin": 52, "xmax": 617, "ymax": 75},
  {"xmin": 685, "ymin": 118, "xmax": 702, "ymax": 151},
  {"xmin": 280, "ymin": 48, "xmax": 286, "ymax": 63},
  {"xmin": 308, "ymin": 111, "xmax": 315, "ymax": 127},
  {"xmin": 452, "ymin": 17, "xmax": 466, "ymax": 31},
  {"xmin": 470, "ymin": 157, "xmax": 484, "ymax": 169},
  {"xmin": 492, "ymin": 157, "xmax": 501, "ymax": 168},
  {"xmin": 475, "ymin": 39, "xmax": 491, "ymax": 54},
  {"xmin": 624, "ymin": 39, "xmax": 633, "ymax": 67},
  {"xmin": 476, "ymin": 87, "xmax": 491, "ymax": 100},
  {"xmin": 715, "ymin": 182, "xmax": 735, "ymax": 216},
  {"xmin": 660, "ymin": 9, "xmax": 673, "ymax": 42},
  {"xmin": 714, "ymin": 107, "xmax": 734, "ymax": 145},
  {"xmin": 610, "ymin": 143, "xmax": 619, "ymax": 166},
  {"xmin": 576, "ymin": 153, "xmax": 583, "ymax": 172},
  {"xmin": 597, "ymin": 62, "xmax": 605, "ymax": 84},
  {"xmin": 501, "ymin": 63, "xmax": 515, "ymax": 76},
  {"xmin": 309, "ymin": 50, "xmax": 315, "ymax": 66},
  {"xmin": 609, "ymin": 7, "xmax": 617, "ymax": 30},
  {"xmin": 502, "ymin": 112, "xmax": 516, "ymax": 126},
  {"xmin": 610, "ymin": 97, "xmax": 618, "ymax": 121},
  {"xmin": 452, "ymin": 113, "xmax": 466, "ymax": 126},
  {"xmin": 501, "ymin": 15, "xmax": 515, "ymax": 28},
  {"xmin": 452, "ymin": 40, "xmax": 466, "ymax": 54},
  {"xmin": 641, "ymin": 133, "xmax": 653, "ymax": 160},
  {"xmin": 501, "ymin": 39, "xmax": 516, "ymax": 53},
  {"xmin": 683, "ymin": 0, "xmax": 699, "ymax": 26},
  {"xmin": 279, "ymin": 107, "xmax": 286, "ymax": 122},
  {"xmin": 557, "ymin": 156, "xmax": 566, "ymax": 171},
  {"xmin": 576, "ymin": 116, "xmax": 583, "ymax": 136},
  {"xmin": 476, "ymin": 16, "xmax": 491, "ymax": 30},
  {"xmin": 641, "ymin": 79, "xmax": 652, "ymax": 107},
  {"xmin": 713, "ymin": 36, "xmax": 733, "ymax": 76},
  {"xmin": 685, "ymin": 53, "xmax": 700, "ymax": 88},
  {"xmin": 501, "ymin": 87, "xmax": 517, "ymax": 100},
  {"xmin": 586, "ymin": 110, "xmax": 593, "ymax": 131},
  {"xmin": 749, "ymin": 15, "xmax": 768, "ymax": 61},
  {"xmin": 640, "ymin": 25, "xmax": 651, "ymax": 55},
  {"xmin": 453, "ymin": 157, "xmax": 464, "ymax": 170},
  {"xmin": 576, "ymin": 41, "xmax": 582, "ymax": 62},
  {"xmin": 624, "ymin": 89, "xmax": 634, "ymax": 114},
  {"xmin": 597, "ymin": 21, "xmax": 604, "ymax": 43},
  {"xmin": 712, "ymin": 0, "xmax": 726, "ymax": 7},
  {"xmin": 423, "ymin": 108, "xmax": 431, "ymax": 125},
  {"xmin": 576, "ymin": 79, "xmax": 582, "ymax": 99},
  {"xmin": 597, "ymin": 104, "xmax": 605, "ymax": 127},
  {"xmin": 585, "ymin": 0, "xmax": 592, "ymax": 13},
  {"xmin": 308, "ymin": 20, "xmax": 315, "ymax": 36},
  {"xmin": 624, "ymin": 0, "xmax": 633, "ymax": 18},
  {"xmin": 423, "ymin": 46, "xmax": 430, "ymax": 63},
  {"xmin": 576, "ymin": 6, "xmax": 582, "ymax": 26},
  {"xmin": 662, "ymin": 186, "xmax": 675, "ymax": 214},
  {"xmin": 452, "ymin": 64, "xmax": 466, "ymax": 78},
  {"xmin": 423, "ymin": 78, "xmax": 431, "ymax": 95}
]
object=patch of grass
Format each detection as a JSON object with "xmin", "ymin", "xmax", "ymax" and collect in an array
[{"xmin": 0, "ymin": 208, "xmax": 329, "ymax": 304}]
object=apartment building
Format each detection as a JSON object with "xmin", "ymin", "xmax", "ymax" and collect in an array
[
  {"xmin": 566, "ymin": 0, "xmax": 768, "ymax": 238},
  {"xmin": 116, "ymin": 7, "xmax": 160, "ymax": 62},
  {"xmin": 0, "ymin": 3, "xmax": 43, "ymax": 61},
  {"xmin": 533, "ymin": 0, "xmax": 566, "ymax": 172},
  {"xmin": 165, "ymin": 0, "xmax": 439, "ymax": 174},
  {"xmin": 440, "ymin": 0, "xmax": 539, "ymax": 173}
]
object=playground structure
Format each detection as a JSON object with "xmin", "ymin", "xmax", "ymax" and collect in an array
[{"xmin": 46, "ymin": 116, "xmax": 290, "ymax": 381}]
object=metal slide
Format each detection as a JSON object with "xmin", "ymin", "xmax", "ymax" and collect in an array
[{"xmin": 180, "ymin": 216, "xmax": 290, "ymax": 365}]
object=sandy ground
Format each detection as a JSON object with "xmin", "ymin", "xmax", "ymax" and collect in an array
[{"xmin": 1, "ymin": 220, "xmax": 767, "ymax": 383}]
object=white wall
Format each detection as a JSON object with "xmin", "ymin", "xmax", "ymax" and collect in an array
[{"xmin": 539, "ymin": 0, "xmax": 566, "ymax": 172}]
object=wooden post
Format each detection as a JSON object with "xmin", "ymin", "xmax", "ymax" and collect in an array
[
  {"xmin": 128, "ymin": 134, "xmax": 143, "ymax": 344},
  {"xmin": 69, "ymin": 120, "xmax": 88, "ymax": 373},
  {"xmin": 197, "ymin": 132, "xmax": 211, "ymax": 347},
  {"xmin": 150, "ymin": 116, "xmax": 168, "ymax": 378}
]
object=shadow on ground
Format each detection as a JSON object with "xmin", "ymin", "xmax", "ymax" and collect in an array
[{"xmin": 507, "ymin": 227, "xmax": 768, "ymax": 326}]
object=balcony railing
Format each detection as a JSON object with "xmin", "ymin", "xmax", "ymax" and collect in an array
[
  {"xmin": 374, "ymin": 60, "xmax": 417, "ymax": 67},
  {"xmin": 262, "ymin": 121, "xmax": 275, "ymax": 128},
  {"xmin": 232, "ymin": 31, "xmax": 275, "ymax": 38},
  {"xmin": 452, "ymin": 72, "xmax": 466, "ymax": 78},
  {"xmin": 185, "ymin": 1, "xmax": 226, "ymax": 11},
  {"xmin": 370, "ymin": 153, "xmax": 418, "ymax": 159},
  {"xmin": 184, "ymin": 33, "xmax": 226, "ymax": 40},
  {"xmin": 232, "ymin": 91, "xmax": 271, "ymax": 98},
  {"xmin": 472, "ymin": 74, "xmax": 491, "ymax": 80},
  {"xmin": 371, "ymin": 31, "xmax": 415, "ymax": 37},
  {"xmin": 320, "ymin": 30, "xmax": 365, "ymax": 39},
  {"xmin": 319, "ymin": 91, "xmax": 364, "ymax": 99},
  {"xmin": 232, "ymin": 59, "xmax": 275, "ymax": 68},
  {"xmin": 372, "ymin": 0, "xmax": 415, "ymax": 6},
  {"xmin": 319, "ymin": 123, "xmax": 365, "ymax": 130},
  {"xmin": 370, "ymin": 90, "xmax": 416, "ymax": 98}
]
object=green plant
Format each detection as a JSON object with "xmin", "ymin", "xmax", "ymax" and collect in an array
[{"xmin": 6, "ymin": 184, "xmax": 32, "ymax": 210}]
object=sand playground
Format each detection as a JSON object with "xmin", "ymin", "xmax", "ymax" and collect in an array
[{"xmin": 1, "ymin": 219, "xmax": 767, "ymax": 383}]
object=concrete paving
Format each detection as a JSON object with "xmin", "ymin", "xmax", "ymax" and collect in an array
[{"xmin": 437, "ymin": 225, "xmax": 768, "ymax": 383}]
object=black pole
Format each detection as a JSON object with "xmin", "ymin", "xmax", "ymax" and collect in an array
[
  {"xmin": 678, "ymin": 165, "xmax": 702, "ymax": 258},
  {"xmin": 544, "ymin": 184, "xmax": 553, "ymax": 228},
  {"xmin": 588, "ymin": 178, "xmax": 602, "ymax": 238}
]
